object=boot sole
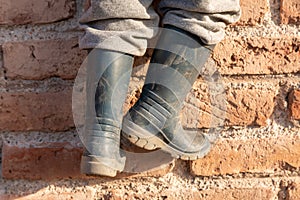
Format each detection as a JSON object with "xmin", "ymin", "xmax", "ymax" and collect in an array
[
  {"xmin": 122, "ymin": 120, "xmax": 211, "ymax": 160},
  {"xmin": 81, "ymin": 155, "xmax": 119, "ymax": 177}
]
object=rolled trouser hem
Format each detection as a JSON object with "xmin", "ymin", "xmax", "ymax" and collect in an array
[
  {"xmin": 161, "ymin": 10, "xmax": 240, "ymax": 45},
  {"xmin": 79, "ymin": 1, "xmax": 159, "ymax": 56},
  {"xmin": 158, "ymin": 0, "xmax": 241, "ymax": 45},
  {"xmin": 79, "ymin": 23, "xmax": 160, "ymax": 56},
  {"xmin": 79, "ymin": 29, "xmax": 150, "ymax": 56},
  {"xmin": 161, "ymin": 17, "xmax": 225, "ymax": 45}
]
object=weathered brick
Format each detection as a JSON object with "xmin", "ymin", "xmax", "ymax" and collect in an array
[
  {"xmin": 0, "ymin": 90, "xmax": 74, "ymax": 132},
  {"xmin": 197, "ymin": 189, "xmax": 274, "ymax": 200},
  {"xmin": 190, "ymin": 135, "xmax": 300, "ymax": 176},
  {"xmin": 119, "ymin": 138, "xmax": 175, "ymax": 178},
  {"xmin": 183, "ymin": 81, "xmax": 275, "ymax": 128},
  {"xmin": 182, "ymin": 188, "xmax": 274, "ymax": 200},
  {"xmin": 2, "ymin": 142, "xmax": 83, "ymax": 180},
  {"xmin": 12, "ymin": 193, "xmax": 93, "ymax": 200},
  {"xmin": 280, "ymin": 0, "xmax": 300, "ymax": 25},
  {"xmin": 2, "ymin": 141, "xmax": 174, "ymax": 180},
  {"xmin": 288, "ymin": 90, "xmax": 300, "ymax": 120},
  {"xmin": 1, "ymin": 192, "xmax": 94, "ymax": 200},
  {"xmin": 225, "ymin": 87, "xmax": 275, "ymax": 126},
  {"xmin": 0, "ymin": 0, "xmax": 75, "ymax": 25},
  {"xmin": 287, "ymin": 181, "xmax": 300, "ymax": 200},
  {"xmin": 3, "ymin": 38, "xmax": 87, "ymax": 80},
  {"xmin": 0, "ymin": 195, "xmax": 12, "ymax": 200},
  {"xmin": 124, "ymin": 188, "xmax": 275, "ymax": 200},
  {"xmin": 236, "ymin": 0, "xmax": 269, "ymax": 25},
  {"xmin": 213, "ymin": 37, "xmax": 300, "ymax": 75},
  {"xmin": 1, "ymin": 188, "xmax": 275, "ymax": 200}
]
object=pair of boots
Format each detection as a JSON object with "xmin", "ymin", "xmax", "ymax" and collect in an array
[{"xmin": 81, "ymin": 25, "xmax": 214, "ymax": 177}]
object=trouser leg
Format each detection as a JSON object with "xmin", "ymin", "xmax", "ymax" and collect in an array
[
  {"xmin": 79, "ymin": 0, "xmax": 159, "ymax": 56},
  {"xmin": 158, "ymin": 0, "xmax": 241, "ymax": 44}
]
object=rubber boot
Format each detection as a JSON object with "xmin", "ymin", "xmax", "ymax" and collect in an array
[
  {"xmin": 81, "ymin": 49, "xmax": 133, "ymax": 177},
  {"xmin": 122, "ymin": 25, "xmax": 214, "ymax": 160}
]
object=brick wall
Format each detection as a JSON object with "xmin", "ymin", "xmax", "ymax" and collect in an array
[{"xmin": 0, "ymin": 0, "xmax": 299, "ymax": 199}]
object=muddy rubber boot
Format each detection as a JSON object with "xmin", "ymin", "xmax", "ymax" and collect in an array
[
  {"xmin": 81, "ymin": 49, "xmax": 133, "ymax": 177},
  {"xmin": 122, "ymin": 25, "xmax": 214, "ymax": 160}
]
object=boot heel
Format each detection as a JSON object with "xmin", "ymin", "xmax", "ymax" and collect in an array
[{"xmin": 81, "ymin": 155, "xmax": 118, "ymax": 177}]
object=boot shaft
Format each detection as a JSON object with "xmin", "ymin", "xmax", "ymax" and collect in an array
[
  {"xmin": 143, "ymin": 25, "xmax": 215, "ymax": 111},
  {"xmin": 86, "ymin": 49, "xmax": 133, "ymax": 124}
]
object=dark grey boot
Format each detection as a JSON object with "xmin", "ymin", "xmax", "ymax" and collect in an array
[
  {"xmin": 81, "ymin": 49, "xmax": 133, "ymax": 177},
  {"xmin": 122, "ymin": 25, "xmax": 214, "ymax": 160}
]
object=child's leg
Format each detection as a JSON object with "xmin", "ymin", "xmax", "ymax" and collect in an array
[
  {"xmin": 79, "ymin": 0, "xmax": 159, "ymax": 177},
  {"xmin": 122, "ymin": 0, "xmax": 241, "ymax": 160}
]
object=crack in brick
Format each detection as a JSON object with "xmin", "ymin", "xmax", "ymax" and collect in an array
[{"xmin": 29, "ymin": 45, "xmax": 36, "ymax": 59}]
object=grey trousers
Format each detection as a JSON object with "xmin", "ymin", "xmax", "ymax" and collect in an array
[{"xmin": 79, "ymin": 0, "xmax": 241, "ymax": 56}]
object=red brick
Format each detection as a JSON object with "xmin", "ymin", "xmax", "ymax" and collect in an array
[
  {"xmin": 1, "ymin": 188, "xmax": 275, "ymax": 200},
  {"xmin": 287, "ymin": 181, "xmax": 300, "ymax": 200},
  {"xmin": 288, "ymin": 90, "xmax": 300, "ymax": 120},
  {"xmin": 236, "ymin": 0, "xmax": 269, "ymax": 25},
  {"xmin": 0, "ymin": 195, "xmax": 13, "ymax": 200},
  {"xmin": 0, "ymin": 0, "xmax": 75, "ymax": 25},
  {"xmin": 2, "ymin": 142, "xmax": 83, "ymax": 180},
  {"xmin": 213, "ymin": 37, "xmax": 300, "ymax": 75},
  {"xmin": 3, "ymin": 38, "xmax": 87, "ymax": 80},
  {"xmin": 0, "ymin": 90, "xmax": 74, "ymax": 132},
  {"xmin": 225, "ymin": 87, "xmax": 275, "ymax": 126},
  {"xmin": 119, "ymin": 133, "xmax": 176, "ymax": 178},
  {"xmin": 2, "ymin": 141, "xmax": 174, "ymax": 180},
  {"xmin": 190, "ymin": 135, "xmax": 300, "ymax": 176},
  {"xmin": 184, "ymin": 188, "xmax": 274, "ymax": 200},
  {"xmin": 280, "ymin": 0, "xmax": 300, "ymax": 25},
  {"xmin": 1, "ymin": 191, "xmax": 94, "ymax": 200},
  {"xmin": 118, "ymin": 161, "xmax": 175, "ymax": 179},
  {"xmin": 197, "ymin": 189, "xmax": 274, "ymax": 200},
  {"xmin": 125, "ymin": 188, "xmax": 275, "ymax": 200},
  {"xmin": 183, "ymin": 82, "xmax": 275, "ymax": 128},
  {"xmin": 12, "ymin": 193, "xmax": 94, "ymax": 200}
]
